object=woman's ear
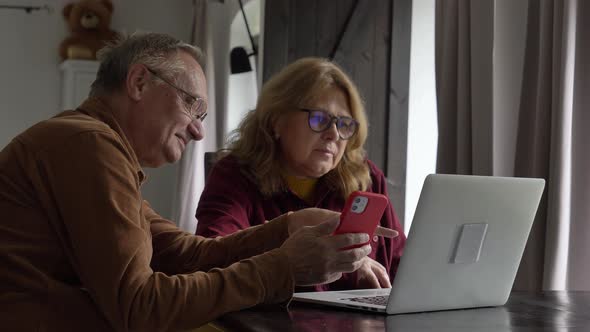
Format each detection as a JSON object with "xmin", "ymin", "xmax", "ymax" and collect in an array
[
  {"xmin": 273, "ymin": 118, "xmax": 284, "ymax": 140},
  {"xmin": 126, "ymin": 64, "xmax": 150, "ymax": 101}
]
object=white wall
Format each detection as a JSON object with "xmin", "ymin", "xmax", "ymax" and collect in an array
[
  {"xmin": 0, "ymin": 3, "xmax": 65, "ymax": 147},
  {"xmin": 0, "ymin": 0, "xmax": 194, "ymax": 219},
  {"xmin": 226, "ymin": 0, "xmax": 259, "ymax": 138},
  {"xmin": 405, "ymin": 0, "xmax": 438, "ymax": 234}
]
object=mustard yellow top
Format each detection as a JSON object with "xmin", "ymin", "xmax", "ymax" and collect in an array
[{"xmin": 283, "ymin": 173, "xmax": 319, "ymax": 204}]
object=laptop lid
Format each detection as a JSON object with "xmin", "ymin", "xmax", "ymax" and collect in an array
[
  {"xmin": 386, "ymin": 174, "xmax": 545, "ymax": 314},
  {"xmin": 292, "ymin": 174, "xmax": 545, "ymax": 315}
]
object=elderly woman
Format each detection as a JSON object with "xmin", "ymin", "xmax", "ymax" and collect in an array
[{"xmin": 195, "ymin": 57, "xmax": 405, "ymax": 291}]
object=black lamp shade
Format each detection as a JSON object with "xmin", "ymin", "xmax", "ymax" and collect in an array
[{"xmin": 230, "ymin": 47, "xmax": 252, "ymax": 74}]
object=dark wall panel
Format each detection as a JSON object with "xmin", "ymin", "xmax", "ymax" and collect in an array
[
  {"xmin": 262, "ymin": 0, "xmax": 290, "ymax": 82},
  {"xmin": 388, "ymin": 0, "xmax": 412, "ymax": 227}
]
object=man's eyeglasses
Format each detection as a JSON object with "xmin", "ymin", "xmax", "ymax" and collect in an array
[
  {"xmin": 299, "ymin": 108, "xmax": 359, "ymax": 140},
  {"xmin": 146, "ymin": 67, "xmax": 207, "ymax": 122}
]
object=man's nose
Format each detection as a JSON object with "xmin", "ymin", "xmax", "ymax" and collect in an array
[{"xmin": 188, "ymin": 119, "xmax": 205, "ymax": 141}]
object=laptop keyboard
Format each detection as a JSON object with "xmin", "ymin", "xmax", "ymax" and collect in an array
[{"xmin": 347, "ymin": 295, "xmax": 389, "ymax": 306}]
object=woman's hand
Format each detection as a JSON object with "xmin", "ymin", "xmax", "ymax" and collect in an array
[{"xmin": 355, "ymin": 257, "xmax": 392, "ymax": 289}]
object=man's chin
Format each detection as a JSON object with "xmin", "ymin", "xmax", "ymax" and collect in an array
[
  {"xmin": 149, "ymin": 149, "xmax": 181, "ymax": 167},
  {"xmin": 165, "ymin": 151, "xmax": 183, "ymax": 164},
  {"xmin": 139, "ymin": 151, "xmax": 180, "ymax": 168}
]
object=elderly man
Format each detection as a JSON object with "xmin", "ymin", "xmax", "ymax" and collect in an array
[{"xmin": 0, "ymin": 33, "xmax": 395, "ymax": 331}]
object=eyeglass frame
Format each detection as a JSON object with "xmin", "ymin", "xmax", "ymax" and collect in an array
[
  {"xmin": 145, "ymin": 67, "xmax": 207, "ymax": 122},
  {"xmin": 298, "ymin": 108, "xmax": 359, "ymax": 140}
]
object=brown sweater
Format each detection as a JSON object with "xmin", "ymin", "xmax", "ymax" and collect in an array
[{"xmin": 0, "ymin": 98, "xmax": 294, "ymax": 331}]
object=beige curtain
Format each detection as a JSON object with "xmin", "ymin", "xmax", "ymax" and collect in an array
[
  {"xmin": 435, "ymin": 0, "xmax": 494, "ymax": 176},
  {"xmin": 514, "ymin": 0, "xmax": 590, "ymax": 291},
  {"xmin": 436, "ymin": 0, "xmax": 590, "ymax": 290},
  {"xmin": 173, "ymin": 0, "xmax": 225, "ymax": 232},
  {"xmin": 173, "ymin": 0, "xmax": 245, "ymax": 233},
  {"xmin": 568, "ymin": 0, "xmax": 590, "ymax": 290}
]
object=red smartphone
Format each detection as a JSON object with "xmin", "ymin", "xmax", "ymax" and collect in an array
[{"xmin": 333, "ymin": 191, "xmax": 389, "ymax": 249}]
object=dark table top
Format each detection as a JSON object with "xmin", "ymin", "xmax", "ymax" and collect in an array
[{"xmin": 215, "ymin": 291, "xmax": 590, "ymax": 331}]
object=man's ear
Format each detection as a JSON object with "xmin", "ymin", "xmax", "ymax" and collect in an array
[{"xmin": 126, "ymin": 64, "xmax": 150, "ymax": 101}]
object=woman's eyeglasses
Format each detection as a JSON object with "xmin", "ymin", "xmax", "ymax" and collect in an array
[
  {"xmin": 299, "ymin": 108, "xmax": 359, "ymax": 140},
  {"xmin": 146, "ymin": 67, "xmax": 207, "ymax": 122}
]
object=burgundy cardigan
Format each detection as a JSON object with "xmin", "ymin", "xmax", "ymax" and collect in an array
[{"xmin": 196, "ymin": 155, "xmax": 406, "ymax": 291}]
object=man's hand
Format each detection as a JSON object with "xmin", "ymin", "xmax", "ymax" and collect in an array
[
  {"xmin": 286, "ymin": 208, "xmax": 338, "ymax": 235},
  {"xmin": 355, "ymin": 257, "xmax": 391, "ymax": 289},
  {"xmin": 280, "ymin": 216, "xmax": 372, "ymax": 286},
  {"xmin": 286, "ymin": 208, "xmax": 399, "ymax": 239}
]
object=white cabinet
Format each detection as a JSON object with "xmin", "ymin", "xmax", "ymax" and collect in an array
[{"xmin": 60, "ymin": 60, "xmax": 99, "ymax": 110}]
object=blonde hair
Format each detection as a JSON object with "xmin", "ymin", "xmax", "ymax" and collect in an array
[{"xmin": 226, "ymin": 57, "xmax": 371, "ymax": 199}]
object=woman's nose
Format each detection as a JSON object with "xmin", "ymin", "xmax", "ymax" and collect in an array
[{"xmin": 322, "ymin": 121, "xmax": 340, "ymax": 141}]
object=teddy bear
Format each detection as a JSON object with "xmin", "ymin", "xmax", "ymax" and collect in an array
[{"xmin": 59, "ymin": 0, "xmax": 118, "ymax": 61}]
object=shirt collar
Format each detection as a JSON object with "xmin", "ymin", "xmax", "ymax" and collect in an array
[{"xmin": 75, "ymin": 97, "xmax": 147, "ymax": 185}]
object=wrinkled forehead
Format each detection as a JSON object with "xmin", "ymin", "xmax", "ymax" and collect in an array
[{"xmin": 177, "ymin": 51, "xmax": 208, "ymax": 102}]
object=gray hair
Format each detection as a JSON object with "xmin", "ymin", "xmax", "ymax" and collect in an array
[{"xmin": 89, "ymin": 32, "xmax": 205, "ymax": 97}]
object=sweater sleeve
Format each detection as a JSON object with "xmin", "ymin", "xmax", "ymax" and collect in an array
[
  {"xmin": 148, "ymin": 201, "xmax": 290, "ymax": 274},
  {"xmin": 196, "ymin": 156, "xmax": 258, "ymax": 237},
  {"xmin": 41, "ymin": 132, "xmax": 294, "ymax": 332}
]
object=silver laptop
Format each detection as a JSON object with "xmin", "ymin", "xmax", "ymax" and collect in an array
[{"xmin": 292, "ymin": 174, "xmax": 545, "ymax": 314}]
